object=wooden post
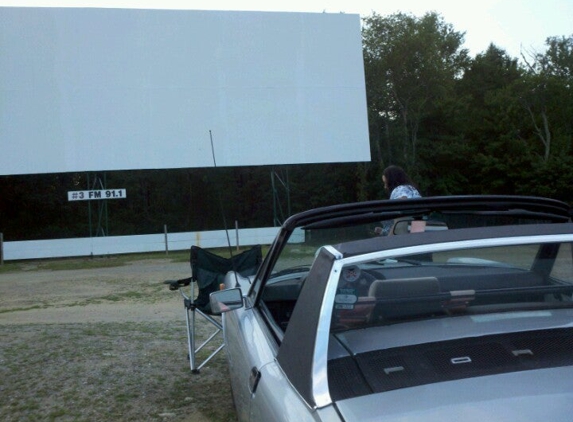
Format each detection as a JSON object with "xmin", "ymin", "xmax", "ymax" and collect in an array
[
  {"xmin": 164, "ymin": 225, "xmax": 169, "ymax": 255},
  {"xmin": 235, "ymin": 221, "xmax": 239, "ymax": 252}
]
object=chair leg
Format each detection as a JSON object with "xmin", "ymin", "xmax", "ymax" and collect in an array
[
  {"xmin": 185, "ymin": 304, "xmax": 198, "ymax": 373},
  {"xmin": 184, "ymin": 302, "xmax": 224, "ymax": 373}
]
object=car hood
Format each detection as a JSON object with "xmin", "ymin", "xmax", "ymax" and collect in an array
[{"xmin": 335, "ymin": 366, "xmax": 573, "ymax": 422}]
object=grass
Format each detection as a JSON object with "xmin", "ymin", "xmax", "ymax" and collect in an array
[
  {"xmin": 0, "ymin": 261, "xmax": 23, "ymax": 274},
  {"xmin": 0, "ymin": 322, "xmax": 236, "ymax": 422},
  {"xmin": 0, "ymin": 254, "xmax": 239, "ymax": 422}
]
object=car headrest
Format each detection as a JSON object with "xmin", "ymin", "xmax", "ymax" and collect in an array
[{"xmin": 368, "ymin": 277, "xmax": 440, "ymax": 298}]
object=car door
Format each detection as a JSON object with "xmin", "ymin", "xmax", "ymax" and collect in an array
[
  {"xmin": 223, "ymin": 285, "xmax": 326, "ymax": 422},
  {"xmin": 228, "ymin": 306, "xmax": 332, "ymax": 422},
  {"xmin": 250, "ymin": 359, "xmax": 340, "ymax": 422},
  {"xmin": 223, "ymin": 300, "xmax": 278, "ymax": 422}
]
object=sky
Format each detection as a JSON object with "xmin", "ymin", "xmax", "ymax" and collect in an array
[{"xmin": 1, "ymin": 0, "xmax": 572, "ymax": 59}]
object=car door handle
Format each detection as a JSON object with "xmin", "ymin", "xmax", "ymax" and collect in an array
[{"xmin": 249, "ymin": 366, "xmax": 261, "ymax": 394}]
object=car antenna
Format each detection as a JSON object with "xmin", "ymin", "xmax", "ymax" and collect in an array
[{"xmin": 209, "ymin": 130, "xmax": 244, "ymax": 286}]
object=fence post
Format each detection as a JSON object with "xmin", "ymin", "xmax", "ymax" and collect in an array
[
  {"xmin": 164, "ymin": 225, "xmax": 169, "ymax": 255},
  {"xmin": 0, "ymin": 232, "xmax": 4, "ymax": 265}
]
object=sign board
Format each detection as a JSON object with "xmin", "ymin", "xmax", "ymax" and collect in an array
[{"xmin": 68, "ymin": 189, "xmax": 127, "ymax": 201}]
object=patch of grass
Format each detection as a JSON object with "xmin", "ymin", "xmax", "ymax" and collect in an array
[
  {"xmin": 0, "ymin": 322, "xmax": 237, "ymax": 422},
  {"xmin": 96, "ymin": 290, "xmax": 148, "ymax": 302},
  {"xmin": 39, "ymin": 252, "xmax": 184, "ymax": 271},
  {"xmin": 0, "ymin": 304, "xmax": 50, "ymax": 314},
  {"xmin": 0, "ymin": 262, "xmax": 23, "ymax": 274}
]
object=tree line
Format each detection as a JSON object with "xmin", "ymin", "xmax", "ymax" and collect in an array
[{"xmin": 1, "ymin": 12, "xmax": 572, "ymax": 241}]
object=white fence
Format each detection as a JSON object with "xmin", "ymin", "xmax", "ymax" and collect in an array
[{"xmin": 1, "ymin": 227, "xmax": 280, "ymax": 261}]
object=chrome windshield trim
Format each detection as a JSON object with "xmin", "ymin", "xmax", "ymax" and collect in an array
[
  {"xmin": 312, "ymin": 245, "xmax": 342, "ymax": 408},
  {"xmin": 342, "ymin": 234, "xmax": 573, "ymax": 265}
]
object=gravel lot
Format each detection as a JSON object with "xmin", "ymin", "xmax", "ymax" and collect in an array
[{"xmin": 0, "ymin": 257, "xmax": 237, "ymax": 422}]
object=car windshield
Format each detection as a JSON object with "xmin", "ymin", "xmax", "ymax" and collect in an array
[
  {"xmin": 330, "ymin": 240, "xmax": 573, "ymax": 333},
  {"xmin": 270, "ymin": 210, "xmax": 559, "ymax": 275},
  {"xmin": 260, "ymin": 208, "xmax": 571, "ymax": 337},
  {"xmin": 271, "ymin": 224, "xmax": 379, "ymax": 274}
]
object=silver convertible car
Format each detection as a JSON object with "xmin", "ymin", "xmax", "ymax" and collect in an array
[{"xmin": 210, "ymin": 195, "xmax": 573, "ymax": 422}]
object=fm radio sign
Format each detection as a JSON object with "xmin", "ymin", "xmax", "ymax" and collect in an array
[{"xmin": 68, "ymin": 189, "xmax": 126, "ymax": 201}]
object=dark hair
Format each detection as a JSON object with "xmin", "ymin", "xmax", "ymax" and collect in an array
[{"xmin": 383, "ymin": 165, "xmax": 415, "ymax": 192}]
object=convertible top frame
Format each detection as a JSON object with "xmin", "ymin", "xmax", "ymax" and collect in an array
[{"xmin": 250, "ymin": 195, "xmax": 571, "ymax": 303}]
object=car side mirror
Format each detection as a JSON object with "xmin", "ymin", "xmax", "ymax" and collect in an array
[{"xmin": 210, "ymin": 288, "xmax": 244, "ymax": 314}]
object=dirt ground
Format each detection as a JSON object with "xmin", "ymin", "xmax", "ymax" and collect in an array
[
  {"xmin": 0, "ymin": 259, "xmax": 189, "ymax": 324},
  {"xmin": 0, "ymin": 258, "xmax": 237, "ymax": 422}
]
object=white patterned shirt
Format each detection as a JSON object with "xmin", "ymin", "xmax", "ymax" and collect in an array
[
  {"xmin": 390, "ymin": 185, "xmax": 421, "ymax": 200},
  {"xmin": 381, "ymin": 185, "xmax": 421, "ymax": 235}
]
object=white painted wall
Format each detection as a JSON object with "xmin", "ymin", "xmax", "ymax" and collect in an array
[{"xmin": 2, "ymin": 227, "xmax": 281, "ymax": 261}]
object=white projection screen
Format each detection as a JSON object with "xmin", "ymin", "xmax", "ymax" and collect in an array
[{"xmin": 0, "ymin": 7, "xmax": 370, "ymax": 175}]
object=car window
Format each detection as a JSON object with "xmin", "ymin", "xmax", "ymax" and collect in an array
[
  {"xmin": 330, "ymin": 241, "xmax": 573, "ymax": 333},
  {"xmin": 551, "ymin": 242, "xmax": 573, "ymax": 281},
  {"xmin": 433, "ymin": 244, "xmax": 539, "ymax": 270}
]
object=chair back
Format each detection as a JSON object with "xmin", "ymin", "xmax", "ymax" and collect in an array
[{"xmin": 191, "ymin": 245, "xmax": 262, "ymax": 313}]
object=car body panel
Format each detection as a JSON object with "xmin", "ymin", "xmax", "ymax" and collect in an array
[
  {"xmin": 336, "ymin": 366, "xmax": 573, "ymax": 422},
  {"xmin": 250, "ymin": 361, "xmax": 342, "ymax": 422}
]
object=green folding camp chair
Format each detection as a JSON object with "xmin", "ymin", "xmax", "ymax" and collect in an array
[{"xmin": 165, "ymin": 245, "xmax": 262, "ymax": 373}]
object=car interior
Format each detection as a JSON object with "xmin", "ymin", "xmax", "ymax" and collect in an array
[{"xmin": 261, "ymin": 235, "xmax": 573, "ymax": 335}]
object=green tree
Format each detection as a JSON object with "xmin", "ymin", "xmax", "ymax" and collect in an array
[
  {"xmin": 452, "ymin": 44, "xmax": 526, "ymax": 194},
  {"xmin": 520, "ymin": 35, "xmax": 573, "ymax": 162},
  {"xmin": 362, "ymin": 11, "xmax": 469, "ymax": 179}
]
